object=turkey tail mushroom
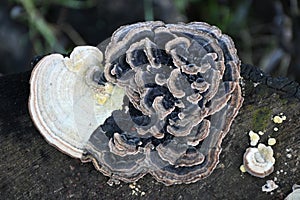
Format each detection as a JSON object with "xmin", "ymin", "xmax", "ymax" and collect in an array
[
  {"xmin": 84, "ymin": 21, "xmax": 243, "ymax": 185},
  {"xmin": 29, "ymin": 21, "xmax": 243, "ymax": 186}
]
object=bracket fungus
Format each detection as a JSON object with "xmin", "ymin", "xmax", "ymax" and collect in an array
[
  {"xmin": 243, "ymin": 143, "xmax": 275, "ymax": 178},
  {"xmin": 29, "ymin": 21, "xmax": 243, "ymax": 185},
  {"xmin": 29, "ymin": 46, "xmax": 125, "ymax": 158}
]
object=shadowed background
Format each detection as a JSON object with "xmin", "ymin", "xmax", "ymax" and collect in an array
[{"xmin": 0, "ymin": 0, "xmax": 300, "ymax": 81}]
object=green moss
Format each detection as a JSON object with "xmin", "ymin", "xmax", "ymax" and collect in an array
[
  {"xmin": 279, "ymin": 97, "xmax": 288, "ymax": 105},
  {"xmin": 252, "ymin": 107, "xmax": 272, "ymax": 131}
]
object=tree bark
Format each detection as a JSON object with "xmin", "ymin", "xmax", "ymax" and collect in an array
[{"xmin": 0, "ymin": 67, "xmax": 299, "ymax": 199}]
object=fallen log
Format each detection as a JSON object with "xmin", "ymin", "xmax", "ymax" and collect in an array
[{"xmin": 0, "ymin": 63, "xmax": 299, "ymax": 199}]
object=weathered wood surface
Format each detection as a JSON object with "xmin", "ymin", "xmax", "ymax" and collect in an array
[{"xmin": 0, "ymin": 68, "xmax": 299, "ymax": 199}]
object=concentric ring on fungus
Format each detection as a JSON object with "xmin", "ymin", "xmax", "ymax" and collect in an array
[{"xmin": 29, "ymin": 21, "xmax": 243, "ymax": 186}]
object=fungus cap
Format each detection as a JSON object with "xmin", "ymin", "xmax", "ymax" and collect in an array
[
  {"xmin": 29, "ymin": 21, "xmax": 244, "ymax": 185},
  {"xmin": 243, "ymin": 143, "xmax": 275, "ymax": 178}
]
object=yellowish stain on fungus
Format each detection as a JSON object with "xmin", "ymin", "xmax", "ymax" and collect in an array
[
  {"xmin": 93, "ymin": 84, "xmax": 115, "ymax": 105},
  {"xmin": 104, "ymin": 83, "xmax": 114, "ymax": 94},
  {"xmin": 94, "ymin": 93, "xmax": 109, "ymax": 104}
]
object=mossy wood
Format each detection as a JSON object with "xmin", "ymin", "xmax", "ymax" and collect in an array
[{"xmin": 0, "ymin": 67, "xmax": 299, "ymax": 199}]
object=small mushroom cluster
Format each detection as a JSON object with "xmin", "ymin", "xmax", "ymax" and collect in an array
[
  {"xmin": 29, "ymin": 21, "xmax": 243, "ymax": 185},
  {"xmin": 241, "ymin": 113, "xmax": 286, "ymax": 179}
]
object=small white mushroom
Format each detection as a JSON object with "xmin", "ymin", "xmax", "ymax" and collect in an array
[
  {"xmin": 249, "ymin": 130, "xmax": 260, "ymax": 146},
  {"xmin": 285, "ymin": 184, "xmax": 300, "ymax": 200},
  {"xmin": 239, "ymin": 165, "xmax": 246, "ymax": 173},
  {"xmin": 268, "ymin": 138, "xmax": 277, "ymax": 146},
  {"xmin": 272, "ymin": 114, "xmax": 286, "ymax": 124},
  {"xmin": 258, "ymin": 131, "xmax": 265, "ymax": 136},
  {"xmin": 243, "ymin": 143, "xmax": 275, "ymax": 178},
  {"xmin": 262, "ymin": 180, "xmax": 279, "ymax": 192},
  {"xmin": 273, "ymin": 116, "xmax": 283, "ymax": 124}
]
